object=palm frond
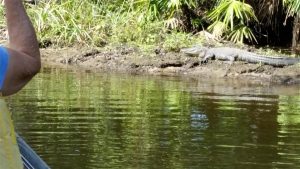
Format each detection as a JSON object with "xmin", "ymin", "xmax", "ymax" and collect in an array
[
  {"xmin": 207, "ymin": 0, "xmax": 257, "ymax": 43},
  {"xmin": 285, "ymin": 0, "xmax": 300, "ymax": 16},
  {"xmin": 228, "ymin": 24, "xmax": 257, "ymax": 43},
  {"xmin": 208, "ymin": 21, "xmax": 228, "ymax": 39}
]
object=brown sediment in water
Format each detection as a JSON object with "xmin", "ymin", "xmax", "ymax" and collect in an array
[{"xmin": 40, "ymin": 46, "xmax": 300, "ymax": 85}]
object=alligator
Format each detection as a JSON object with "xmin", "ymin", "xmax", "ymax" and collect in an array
[{"xmin": 180, "ymin": 46, "xmax": 300, "ymax": 67}]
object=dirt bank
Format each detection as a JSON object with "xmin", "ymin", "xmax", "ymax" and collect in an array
[{"xmin": 40, "ymin": 46, "xmax": 300, "ymax": 85}]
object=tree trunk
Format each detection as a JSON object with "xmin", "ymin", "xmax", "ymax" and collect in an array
[{"xmin": 292, "ymin": 14, "xmax": 300, "ymax": 54}]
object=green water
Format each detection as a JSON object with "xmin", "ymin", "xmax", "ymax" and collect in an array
[{"xmin": 8, "ymin": 67, "xmax": 300, "ymax": 169}]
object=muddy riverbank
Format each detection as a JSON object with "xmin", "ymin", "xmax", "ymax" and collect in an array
[{"xmin": 40, "ymin": 46, "xmax": 300, "ymax": 85}]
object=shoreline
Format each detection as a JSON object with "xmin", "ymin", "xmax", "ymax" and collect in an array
[{"xmin": 40, "ymin": 46, "xmax": 300, "ymax": 85}]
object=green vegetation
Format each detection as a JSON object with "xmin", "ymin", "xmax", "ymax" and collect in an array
[
  {"xmin": 1, "ymin": 0, "xmax": 300, "ymax": 50},
  {"xmin": 23, "ymin": 0, "xmax": 203, "ymax": 50},
  {"xmin": 207, "ymin": 0, "xmax": 258, "ymax": 43}
]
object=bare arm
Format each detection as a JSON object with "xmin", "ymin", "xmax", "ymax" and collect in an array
[{"xmin": 2, "ymin": 0, "xmax": 41, "ymax": 96}]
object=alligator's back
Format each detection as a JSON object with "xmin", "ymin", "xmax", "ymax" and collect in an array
[{"xmin": 208, "ymin": 47, "xmax": 241, "ymax": 59}]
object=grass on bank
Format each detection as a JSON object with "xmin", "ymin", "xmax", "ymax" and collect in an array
[{"xmin": 1, "ymin": 0, "xmax": 202, "ymax": 52}]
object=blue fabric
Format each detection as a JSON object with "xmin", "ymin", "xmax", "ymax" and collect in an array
[{"xmin": 0, "ymin": 47, "xmax": 9, "ymax": 90}]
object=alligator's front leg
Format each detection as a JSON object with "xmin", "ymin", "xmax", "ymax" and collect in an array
[
  {"xmin": 223, "ymin": 55, "xmax": 237, "ymax": 77},
  {"xmin": 200, "ymin": 53, "xmax": 214, "ymax": 64}
]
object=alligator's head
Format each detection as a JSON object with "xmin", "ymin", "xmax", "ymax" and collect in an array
[{"xmin": 180, "ymin": 46, "xmax": 208, "ymax": 57}]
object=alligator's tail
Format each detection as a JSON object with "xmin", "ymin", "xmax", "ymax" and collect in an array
[{"xmin": 239, "ymin": 52, "xmax": 300, "ymax": 66}]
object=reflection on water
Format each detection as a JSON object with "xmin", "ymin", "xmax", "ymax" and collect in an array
[{"xmin": 7, "ymin": 67, "xmax": 300, "ymax": 169}]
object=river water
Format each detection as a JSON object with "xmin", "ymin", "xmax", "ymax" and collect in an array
[{"xmin": 8, "ymin": 67, "xmax": 300, "ymax": 169}]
